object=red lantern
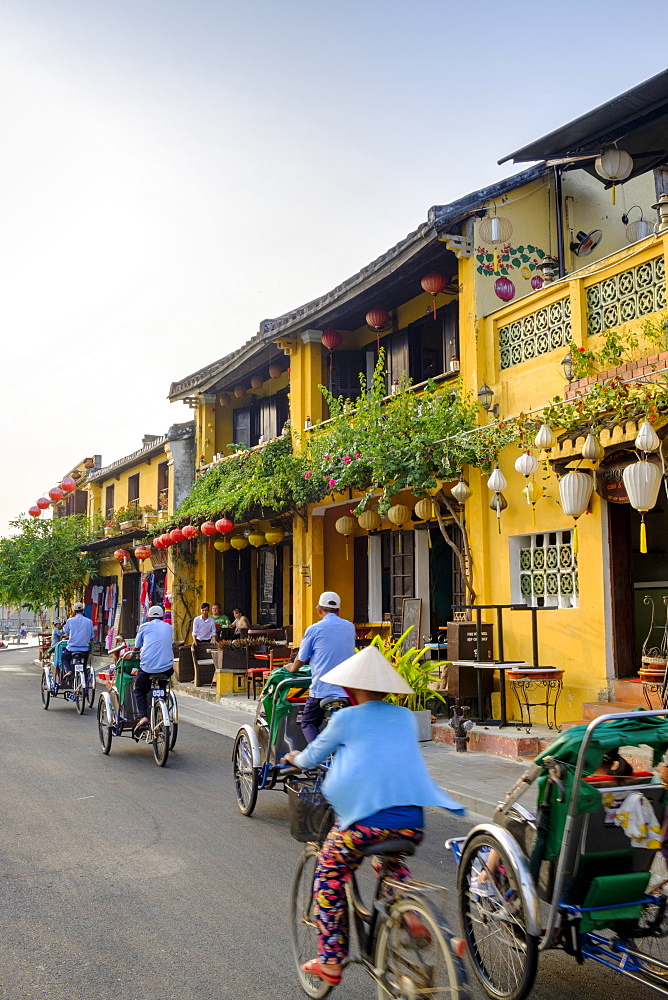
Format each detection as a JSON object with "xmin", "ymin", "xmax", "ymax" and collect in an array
[
  {"xmin": 201, "ymin": 520, "xmax": 217, "ymax": 549},
  {"xmin": 170, "ymin": 528, "xmax": 184, "ymax": 544},
  {"xmin": 114, "ymin": 549, "xmax": 129, "ymax": 563},
  {"xmin": 160, "ymin": 533, "xmax": 174, "ymax": 547},
  {"xmin": 365, "ymin": 309, "xmax": 390, "ymax": 330},
  {"xmin": 420, "ymin": 273, "xmax": 448, "ymax": 319},
  {"xmin": 61, "ymin": 477, "xmax": 77, "ymax": 493},
  {"xmin": 48, "ymin": 487, "xmax": 64, "ymax": 503},
  {"xmin": 531, "ymin": 274, "xmax": 544, "ymax": 290},
  {"xmin": 182, "ymin": 524, "xmax": 199, "ymax": 539},
  {"xmin": 215, "ymin": 517, "xmax": 234, "ymax": 535},
  {"xmin": 135, "ymin": 545, "xmax": 151, "ymax": 561},
  {"xmin": 36, "ymin": 497, "xmax": 50, "ymax": 509},
  {"xmin": 153, "ymin": 536, "xmax": 166, "ymax": 550},
  {"xmin": 28, "ymin": 505, "xmax": 41, "ymax": 517},
  {"xmin": 494, "ymin": 277, "xmax": 516, "ymax": 302},
  {"xmin": 321, "ymin": 329, "xmax": 342, "ymax": 351}
]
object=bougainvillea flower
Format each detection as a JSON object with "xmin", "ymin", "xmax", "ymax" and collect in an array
[{"xmin": 328, "ymin": 478, "xmax": 337, "ymax": 487}]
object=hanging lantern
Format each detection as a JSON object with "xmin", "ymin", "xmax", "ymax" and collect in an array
[
  {"xmin": 514, "ymin": 453, "xmax": 539, "ymax": 478},
  {"xmin": 595, "ymin": 148, "xmax": 633, "ymax": 204},
  {"xmin": 420, "ymin": 273, "xmax": 448, "ymax": 319},
  {"xmin": 268, "ymin": 363, "xmax": 283, "ymax": 379},
  {"xmin": 264, "ymin": 527, "xmax": 285, "ymax": 545},
  {"xmin": 201, "ymin": 520, "xmax": 217, "ymax": 550},
  {"xmin": 635, "ymin": 420, "xmax": 660, "ymax": 454},
  {"xmin": 170, "ymin": 528, "xmax": 184, "ymax": 544},
  {"xmin": 250, "ymin": 375, "xmax": 264, "ymax": 389},
  {"xmin": 181, "ymin": 525, "xmax": 199, "ymax": 540},
  {"xmin": 487, "ymin": 466, "xmax": 508, "ymax": 493},
  {"xmin": 28, "ymin": 505, "xmax": 41, "ymax": 517},
  {"xmin": 134, "ymin": 545, "xmax": 151, "ymax": 561},
  {"xmin": 61, "ymin": 477, "xmax": 77, "ymax": 493},
  {"xmin": 534, "ymin": 423, "xmax": 555, "ymax": 450},
  {"xmin": 36, "ymin": 497, "xmax": 50, "ymax": 510},
  {"xmin": 582, "ymin": 433, "xmax": 604, "ymax": 463},
  {"xmin": 366, "ymin": 309, "xmax": 390, "ymax": 330},
  {"xmin": 489, "ymin": 492, "xmax": 508, "ymax": 513},
  {"xmin": 230, "ymin": 535, "xmax": 248, "ymax": 550},
  {"xmin": 530, "ymin": 274, "xmax": 544, "ymax": 290},
  {"xmin": 321, "ymin": 329, "xmax": 342, "ymax": 351},
  {"xmin": 387, "ymin": 504, "xmax": 411, "ymax": 526},
  {"xmin": 215, "ymin": 517, "xmax": 234, "ymax": 535},
  {"xmin": 623, "ymin": 461, "xmax": 662, "ymax": 554},
  {"xmin": 213, "ymin": 538, "xmax": 231, "ymax": 552},
  {"xmin": 523, "ymin": 480, "xmax": 543, "ymax": 524},
  {"xmin": 48, "ymin": 487, "xmax": 64, "ymax": 503},
  {"xmin": 160, "ymin": 533, "xmax": 174, "ymax": 547},
  {"xmin": 153, "ymin": 536, "xmax": 166, "ymax": 550},
  {"xmin": 451, "ymin": 477, "xmax": 472, "ymax": 504},
  {"xmin": 559, "ymin": 471, "xmax": 594, "ymax": 554},
  {"xmin": 248, "ymin": 531, "xmax": 266, "ymax": 548},
  {"xmin": 219, "ymin": 392, "xmax": 231, "ymax": 407},
  {"xmin": 233, "ymin": 385, "xmax": 247, "ymax": 398},
  {"xmin": 414, "ymin": 498, "xmax": 437, "ymax": 521},
  {"xmin": 479, "ymin": 214, "xmax": 513, "ymax": 273},
  {"xmin": 494, "ymin": 276, "xmax": 515, "ymax": 302},
  {"xmin": 114, "ymin": 548, "xmax": 129, "ymax": 563},
  {"xmin": 357, "ymin": 509, "xmax": 381, "ymax": 531},
  {"xmin": 335, "ymin": 515, "xmax": 356, "ymax": 560}
]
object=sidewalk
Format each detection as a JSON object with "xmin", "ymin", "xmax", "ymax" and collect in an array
[{"xmin": 176, "ymin": 689, "xmax": 537, "ymax": 819}]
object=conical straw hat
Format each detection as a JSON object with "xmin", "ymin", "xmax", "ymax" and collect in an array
[{"xmin": 321, "ymin": 644, "xmax": 413, "ymax": 694}]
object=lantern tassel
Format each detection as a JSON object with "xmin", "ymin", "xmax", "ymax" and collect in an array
[
  {"xmin": 432, "ymin": 297, "xmax": 437, "ymax": 321},
  {"xmin": 345, "ymin": 536, "xmax": 349, "ymax": 561},
  {"xmin": 611, "ymin": 184, "xmax": 616, "ymax": 206},
  {"xmin": 532, "ymin": 504, "xmax": 536, "ymax": 527},
  {"xmin": 398, "ymin": 530, "xmax": 403, "ymax": 555},
  {"xmin": 640, "ymin": 515, "xmax": 647, "ymax": 555},
  {"xmin": 572, "ymin": 523, "xmax": 578, "ymax": 555},
  {"xmin": 427, "ymin": 527, "xmax": 432, "ymax": 549}
]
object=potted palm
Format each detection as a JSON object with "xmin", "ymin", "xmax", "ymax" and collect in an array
[{"xmin": 370, "ymin": 629, "xmax": 445, "ymax": 741}]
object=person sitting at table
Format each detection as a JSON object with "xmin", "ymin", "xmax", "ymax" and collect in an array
[
  {"xmin": 232, "ymin": 608, "xmax": 250, "ymax": 633},
  {"xmin": 192, "ymin": 603, "xmax": 217, "ymax": 644},
  {"xmin": 211, "ymin": 603, "xmax": 230, "ymax": 631}
]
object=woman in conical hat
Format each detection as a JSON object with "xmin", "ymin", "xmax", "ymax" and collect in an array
[{"xmin": 283, "ymin": 645, "xmax": 464, "ymax": 985}]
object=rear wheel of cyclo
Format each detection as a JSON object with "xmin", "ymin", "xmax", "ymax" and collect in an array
[
  {"xmin": 233, "ymin": 731, "xmax": 259, "ymax": 816},
  {"xmin": 458, "ymin": 831, "xmax": 539, "ymax": 1000},
  {"xmin": 290, "ymin": 845, "xmax": 331, "ymax": 999},
  {"xmin": 75, "ymin": 674, "xmax": 86, "ymax": 715},
  {"xmin": 168, "ymin": 691, "xmax": 178, "ymax": 750},
  {"xmin": 40, "ymin": 671, "xmax": 50, "ymax": 709},
  {"xmin": 374, "ymin": 893, "xmax": 468, "ymax": 1000},
  {"xmin": 86, "ymin": 667, "xmax": 96, "ymax": 708},
  {"xmin": 152, "ymin": 703, "xmax": 170, "ymax": 766},
  {"xmin": 97, "ymin": 698, "xmax": 113, "ymax": 754}
]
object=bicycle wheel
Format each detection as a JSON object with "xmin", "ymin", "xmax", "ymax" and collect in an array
[
  {"xmin": 75, "ymin": 674, "xmax": 86, "ymax": 715},
  {"xmin": 152, "ymin": 701, "xmax": 170, "ymax": 766},
  {"xmin": 41, "ymin": 671, "xmax": 50, "ymax": 709},
  {"xmin": 374, "ymin": 892, "xmax": 468, "ymax": 1000},
  {"xmin": 458, "ymin": 832, "xmax": 538, "ymax": 1000},
  {"xmin": 168, "ymin": 691, "xmax": 178, "ymax": 749},
  {"xmin": 86, "ymin": 667, "xmax": 96, "ymax": 708},
  {"xmin": 290, "ymin": 844, "xmax": 332, "ymax": 999},
  {"xmin": 98, "ymin": 698, "xmax": 113, "ymax": 754},
  {"xmin": 233, "ymin": 731, "xmax": 259, "ymax": 816}
]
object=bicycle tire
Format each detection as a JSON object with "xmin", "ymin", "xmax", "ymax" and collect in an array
[
  {"xmin": 86, "ymin": 667, "xmax": 96, "ymax": 708},
  {"xmin": 290, "ymin": 844, "xmax": 332, "ymax": 999},
  {"xmin": 168, "ymin": 691, "xmax": 178, "ymax": 749},
  {"xmin": 41, "ymin": 671, "xmax": 50, "ymax": 710},
  {"xmin": 75, "ymin": 674, "xmax": 86, "ymax": 715},
  {"xmin": 233, "ymin": 731, "xmax": 259, "ymax": 816},
  {"xmin": 98, "ymin": 698, "xmax": 112, "ymax": 754},
  {"xmin": 152, "ymin": 700, "xmax": 170, "ymax": 766},
  {"xmin": 374, "ymin": 892, "xmax": 469, "ymax": 1000}
]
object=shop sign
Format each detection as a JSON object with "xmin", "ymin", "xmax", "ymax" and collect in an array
[
  {"xmin": 150, "ymin": 549, "xmax": 168, "ymax": 569},
  {"xmin": 595, "ymin": 449, "xmax": 661, "ymax": 503}
]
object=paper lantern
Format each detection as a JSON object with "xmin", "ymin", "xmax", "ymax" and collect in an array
[
  {"xmin": 264, "ymin": 527, "xmax": 285, "ymax": 545},
  {"xmin": 49, "ymin": 487, "xmax": 64, "ymax": 503},
  {"xmin": 335, "ymin": 515, "xmax": 357, "ymax": 536},
  {"xmin": 201, "ymin": 521, "xmax": 217, "ymax": 536},
  {"xmin": 595, "ymin": 148, "xmax": 633, "ymax": 203},
  {"xmin": 230, "ymin": 535, "xmax": 248, "ymax": 550},
  {"xmin": 387, "ymin": 504, "xmax": 411, "ymax": 526},
  {"xmin": 215, "ymin": 517, "xmax": 234, "ymax": 535},
  {"xmin": 114, "ymin": 549, "xmax": 129, "ymax": 563},
  {"xmin": 181, "ymin": 525, "xmax": 199, "ymax": 539},
  {"xmin": 534, "ymin": 423, "xmax": 555, "ymax": 450},
  {"xmin": 248, "ymin": 531, "xmax": 266, "ymax": 548},
  {"xmin": 357, "ymin": 509, "xmax": 381, "ymax": 531},
  {"xmin": 250, "ymin": 375, "xmax": 264, "ymax": 389},
  {"xmin": 559, "ymin": 471, "xmax": 593, "ymax": 553},
  {"xmin": 28, "ymin": 505, "xmax": 41, "ymax": 517},
  {"xmin": 489, "ymin": 492, "xmax": 508, "ymax": 513},
  {"xmin": 233, "ymin": 385, "xmax": 247, "ymax": 398},
  {"xmin": 523, "ymin": 480, "xmax": 543, "ymax": 522},
  {"xmin": 170, "ymin": 528, "xmax": 184, "ymax": 544},
  {"xmin": 494, "ymin": 276, "xmax": 515, "ymax": 302},
  {"xmin": 420, "ymin": 273, "xmax": 448, "ymax": 319},
  {"xmin": 635, "ymin": 420, "xmax": 660, "ymax": 454},
  {"xmin": 451, "ymin": 478, "xmax": 472, "ymax": 504},
  {"xmin": 414, "ymin": 497, "xmax": 437, "ymax": 521},
  {"xmin": 153, "ymin": 536, "xmax": 165, "ymax": 550},
  {"xmin": 61, "ymin": 477, "xmax": 77, "ymax": 493},
  {"xmin": 213, "ymin": 538, "xmax": 231, "ymax": 552},
  {"xmin": 514, "ymin": 453, "xmax": 538, "ymax": 478},
  {"xmin": 487, "ymin": 467, "xmax": 508, "ymax": 493},
  {"xmin": 268, "ymin": 364, "xmax": 283, "ymax": 379},
  {"xmin": 623, "ymin": 461, "xmax": 662, "ymax": 554},
  {"xmin": 160, "ymin": 533, "xmax": 174, "ymax": 547},
  {"xmin": 582, "ymin": 433, "xmax": 604, "ymax": 463},
  {"xmin": 219, "ymin": 392, "xmax": 231, "ymax": 407},
  {"xmin": 479, "ymin": 215, "xmax": 513, "ymax": 272},
  {"xmin": 134, "ymin": 545, "xmax": 151, "ymax": 561},
  {"xmin": 36, "ymin": 497, "xmax": 50, "ymax": 510},
  {"xmin": 365, "ymin": 309, "xmax": 390, "ymax": 330},
  {"xmin": 321, "ymin": 329, "xmax": 342, "ymax": 351}
]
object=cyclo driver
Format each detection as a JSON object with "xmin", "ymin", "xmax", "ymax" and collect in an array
[
  {"xmin": 131, "ymin": 605, "xmax": 173, "ymax": 738},
  {"xmin": 61, "ymin": 602, "xmax": 94, "ymax": 682}
]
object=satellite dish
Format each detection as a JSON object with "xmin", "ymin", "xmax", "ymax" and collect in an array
[{"xmin": 570, "ymin": 229, "xmax": 603, "ymax": 257}]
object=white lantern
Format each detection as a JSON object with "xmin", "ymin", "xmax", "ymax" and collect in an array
[
  {"xmin": 534, "ymin": 423, "xmax": 555, "ymax": 450},
  {"xmin": 451, "ymin": 478, "xmax": 472, "ymax": 504},
  {"xmin": 595, "ymin": 148, "xmax": 633, "ymax": 204},
  {"xmin": 559, "ymin": 471, "xmax": 593, "ymax": 553},
  {"xmin": 487, "ymin": 466, "xmax": 507, "ymax": 493},
  {"xmin": 635, "ymin": 420, "xmax": 660, "ymax": 454},
  {"xmin": 582, "ymin": 432, "xmax": 604, "ymax": 463},
  {"xmin": 623, "ymin": 460, "xmax": 662, "ymax": 554},
  {"xmin": 514, "ymin": 452, "xmax": 539, "ymax": 477}
]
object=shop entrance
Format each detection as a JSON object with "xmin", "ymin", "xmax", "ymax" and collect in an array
[
  {"xmin": 223, "ymin": 548, "xmax": 251, "ymax": 624},
  {"xmin": 120, "ymin": 573, "xmax": 140, "ymax": 639},
  {"xmin": 257, "ymin": 546, "xmax": 282, "ymax": 626}
]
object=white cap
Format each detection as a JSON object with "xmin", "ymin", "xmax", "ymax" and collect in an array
[
  {"xmin": 73, "ymin": 602, "xmax": 84, "ymax": 611},
  {"xmin": 147, "ymin": 605, "xmax": 164, "ymax": 619},
  {"xmin": 318, "ymin": 591, "xmax": 341, "ymax": 610},
  {"xmin": 321, "ymin": 645, "xmax": 413, "ymax": 694}
]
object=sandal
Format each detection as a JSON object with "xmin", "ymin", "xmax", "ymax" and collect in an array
[
  {"xmin": 133, "ymin": 720, "xmax": 150, "ymax": 740},
  {"xmin": 301, "ymin": 959, "xmax": 342, "ymax": 985}
]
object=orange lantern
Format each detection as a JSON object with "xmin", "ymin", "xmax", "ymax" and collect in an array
[
  {"xmin": 134, "ymin": 545, "xmax": 151, "ymax": 561},
  {"xmin": 321, "ymin": 329, "xmax": 342, "ymax": 351},
  {"xmin": 365, "ymin": 309, "xmax": 390, "ymax": 330},
  {"xmin": 420, "ymin": 273, "xmax": 448, "ymax": 319}
]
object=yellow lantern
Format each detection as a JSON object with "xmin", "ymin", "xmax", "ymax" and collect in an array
[
  {"xmin": 387, "ymin": 504, "xmax": 411, "ymax": 526},
  {"xmin": 357, "ymin": 509, "xmax": 381, "ymax": 531},
  {"xmin": 265, "ymin": 528, "xmax": 285, "ymax": 545},
  {"xmin": 414, "ymin": 497, "xmax": 437, "ymax": 521},
  {"xmin": 230, "ymin": 535, "xmax": 248, "ymax": 550},
  {"xmin": 213, "ymin": 538, "xmax": 231, "ymax": 552},
  {"xmin": 248, "ymin": 531, "xmax": 266, "ymax": 548},
  {"xmin": 335, "ymin": 515, "xmax": 356, "ymax": 560}
]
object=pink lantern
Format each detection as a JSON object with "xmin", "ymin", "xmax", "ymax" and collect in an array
[
  {"xmin": 494, "ymin": 277, "xmax": 516, "ymax": 302},
  {"xmin": 36, "ymin": 497, "xmax": 50, "ymax": 510},
  {"xmin": 28, "ymin": 505, "xmax": 41, "ymax": 517}
]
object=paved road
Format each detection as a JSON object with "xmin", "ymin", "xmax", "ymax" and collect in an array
[{"xmin": 0, "ymin": 648, "xmax": 652, "ymax": 1000}]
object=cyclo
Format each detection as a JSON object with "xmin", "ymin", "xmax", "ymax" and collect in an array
[
  {"xmin": 97, "ymin": 643, "xmax": 178, "ymax": 766},
  {"xmin": 41, "ymin": 638, "xmax": 96, "ymax": 715},
  {"xmin": 233, "ymin": 666, "xmax": 348, "ymax": 816},
  {"xmin": 447, "ymin": 708, "xmax": 668, "ymax": 1000}
]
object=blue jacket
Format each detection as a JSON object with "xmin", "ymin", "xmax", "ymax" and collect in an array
[{"xmin": 294, "ymin": 700, "xmax": 465, "ymax": 829}]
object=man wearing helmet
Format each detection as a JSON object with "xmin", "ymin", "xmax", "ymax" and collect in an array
[
  {"xmin": 132, "ymin": 606, "xmax": 173, "ymax": 738},
  {"xmin": 61, "ymin": 602, "xmax": 94, "ymax": 681}
]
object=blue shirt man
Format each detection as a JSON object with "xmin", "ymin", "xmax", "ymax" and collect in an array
[
  {"xmin": 132, "ymin": 606, "xmax": 174, "ymax": 735},
  {"xmin": 287, "ymin": 591, "xmax": 355, "ymax": 742},
  {"xmin": 61, "ymin": 603, "xmax": 94, "ymax": 679}
]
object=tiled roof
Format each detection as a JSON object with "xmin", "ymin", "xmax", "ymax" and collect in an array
[{"xmin": 88, "ymin": 422, "xmax": 194, "ymax": 482}]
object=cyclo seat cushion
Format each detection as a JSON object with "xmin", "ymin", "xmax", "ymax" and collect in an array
[{"xmin": 362, "ymin": 838, "xmax": 416, "ymax": 857}]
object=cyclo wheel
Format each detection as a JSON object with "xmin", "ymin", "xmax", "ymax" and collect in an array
[
  {"xmin": 290, "ymin": 844, "xmax": 331, "ymax": 999},
  {"xmin": 41, "ymin": 671, "xmax": 50, "ymax": 710},
  {"xmin": 152, "ymin": 700, "xmax": 170, "ymax": 767},
  {"xmin": 97, "ymin": 698, "xmax": 113, "ymax": 754},
  {"xmin": 374, "ymin": 892, "xmax": 469, "ymax": 1000},
  {"xmin": 458, "ymin": 831, "xmax": 539, "ymax": 1000},
  {"xmin": 168, "ymin": 691, "xmax": 178, "ymax": 749},
  {"xmin": 86, "ymin": 667, "xmax": 96, "ymax": 708},
  {"xmin": 233, "ymin": 731, "xmax": 259, "ymax": 816},
  {"xmin": 75, "ymin": 673, "xmax": 86, "ymax": 715}
]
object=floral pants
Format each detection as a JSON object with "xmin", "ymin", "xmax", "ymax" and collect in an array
[{"xmin": 313, "ymin": 821, "xmax": 424, "ymax": 963}]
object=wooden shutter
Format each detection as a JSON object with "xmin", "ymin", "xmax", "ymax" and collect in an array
[
  {"xmin": 388, "ymin": 333, "xmax": 409, "ymax": 390},
  {"xmin": 233, "ymin": 407, "xmax": 251, "ymax": 447},
  {"xmin": 331, "ymin": 350, "xmax": 367, "ymax": 401}
]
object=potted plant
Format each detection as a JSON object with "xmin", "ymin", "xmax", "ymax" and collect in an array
[
  {"xmin": 371, "ymin": 629, "xmax": 445, "ymax": 741},
  {"xmin": 214, "ymin": 636, "xmax": 275, "ymax": 671},
  {"xmin": 140, "ymin": 504, "xmax": 158, "ymax": 528},
  {"xmin": 104, "ymin": 520, "xmax": 116, "ymax": 537}
]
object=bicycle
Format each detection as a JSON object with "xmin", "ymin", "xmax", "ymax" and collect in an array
[
  {"xmin": 287, "ymin": 769, "xmax": 470, "ymax": 1000},
  {"xmin": 97, "ymin": 654, "xmax": 177, "ymax": 766}
]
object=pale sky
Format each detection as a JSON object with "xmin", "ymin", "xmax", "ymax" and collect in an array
[{"xmin": 1, "ymin": 0, "xmax": 665, "ymax": 533}]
